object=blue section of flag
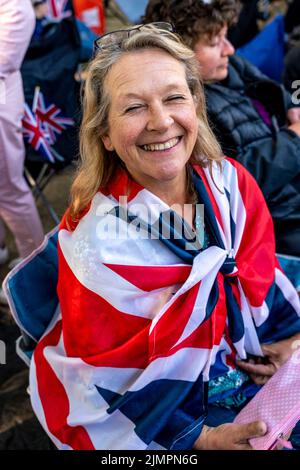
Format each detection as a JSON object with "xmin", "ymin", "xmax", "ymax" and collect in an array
[
  {"xmin": 257, "ymin": 281, "xmax": 300, "ymax": 343},
  {"xmin": 210, "ymin": 349, "xmax": 230, "ymax": 379},
  {"xmin": 96, "ymin": 376, "xmax": 206, "ymax": 449}
]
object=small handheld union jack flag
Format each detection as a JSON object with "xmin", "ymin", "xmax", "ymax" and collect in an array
[
  {"xmin": 22, "ymin": 103, "xmax": 55, "ymax": 163},
  {"xmin": 22, "ymin": 87, "xmax": 75, "ymax": 163},
  {"xmin": 36, "ymin": 92, "xmax": 75, "ymax": 145}
]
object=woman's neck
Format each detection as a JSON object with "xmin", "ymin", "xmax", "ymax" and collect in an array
[
  {"xmin": 146, "ymin": 169, "xmax": 196, "ymax": 228},
  {"xmin": 142, "ymin": 168, "xmax": 194, "ymax": 208},
  {"xmin": 153, "ymin": 180, "xmax": 187, "ymax": 208}
]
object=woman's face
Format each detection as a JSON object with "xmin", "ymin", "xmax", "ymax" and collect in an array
[
  {"xmin": 101, "ymin": 48, "xmax": 199, "ymax": 192},
  {"xmin": 194, "ymin": 26, "xmax": 235, "ymax": 82}
]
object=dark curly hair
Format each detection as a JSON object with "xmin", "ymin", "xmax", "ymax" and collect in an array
[{"xmin": 143, "ymin": 0, "xmax": 240, "ymax": 49}]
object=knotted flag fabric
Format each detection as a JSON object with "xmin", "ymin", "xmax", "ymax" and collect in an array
[{"xmin": 29, "ymin": 158, "xmax": 300, "ymax": 450}]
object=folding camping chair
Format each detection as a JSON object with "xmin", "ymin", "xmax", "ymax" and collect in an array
[
  {"xmin": 3, "ymin": 228, "xmax": 59, "ymax": 366},
  {"xmin": 21, "ymin": 15, "xmax": 82, "ymax": 224}
]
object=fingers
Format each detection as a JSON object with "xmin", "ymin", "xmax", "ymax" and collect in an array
[
  {"xmin": 236, "ymin": 360, "xmax": 275, "ymax": 376},
  {"xmin": 249, "ymin": 373, "xmax": 269, "ymax": 385},
  {"xmin": 261, "ymin": 344, "xmax": 277, "ymax": 356},
  {"xmin": 245, "ymin": 420, "xmax": 267, "ymax": 439},
  {"xmin": 232, "ymin": 420, "xmax": 267, "ymax": 442}
]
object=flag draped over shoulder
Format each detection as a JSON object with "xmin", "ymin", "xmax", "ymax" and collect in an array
[{"xmin": 29, "ymin": 158, "xmax": 300, "ymax": 450}]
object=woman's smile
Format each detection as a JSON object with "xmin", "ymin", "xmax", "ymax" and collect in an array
[{"xmin": 139, "ymin": 136, "xmax": 182, "ymax": 153}]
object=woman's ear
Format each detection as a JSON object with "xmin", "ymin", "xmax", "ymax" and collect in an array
[{"xmin": 101, "ymin": 134, "xmax": 114, "ymax": 152}]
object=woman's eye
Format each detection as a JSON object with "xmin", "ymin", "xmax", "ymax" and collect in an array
[
  {"xmin": 167, "ymin": 95, "xmax": 185, "ymax": 102},
  {"xmin": 124, "ymin": 104, "xmax": 144, "ymax": 113},
  {"xmin": 209, "ymin": 37, "xmax": 222, "ymax": 47}
]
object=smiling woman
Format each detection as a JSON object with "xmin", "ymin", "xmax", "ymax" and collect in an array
[{"xmin": 29, "ymin": 23, "xmax": 300, "ymax": 451}]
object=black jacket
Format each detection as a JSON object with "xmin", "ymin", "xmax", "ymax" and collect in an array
[{"xmin": 205, "ymin": 55, "xmax": 300, "ymax": 256}]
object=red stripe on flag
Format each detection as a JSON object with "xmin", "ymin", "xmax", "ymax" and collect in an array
[
  {"xmin": 150, "ymin": 273, "xmax": 227, "ymax": 359},
  {"xmin": 227, "ymin": 158, "xmax": 275, "ymax": 306},
  {"xmin": 34, "ymin": 320, "xmax": 95, "ymax": 449},
  {"xmin": 149, "ymin": 282, "xmax": 204, "ymax": 358},
  {"xmin": 59, "ymin": 204, "xmax": 91, "ymax": 232},
  {"xmin": 101, "ymin": 167, "xmax": 143, "ymax": 201},
  {"xmin": 49, "ymin": 0, "xmax": 58, "ymax": 17},
  {"xmin": 104, "ymin": 264, "xmax": 191, "ymax": 292},
  {"xmin": 58, "ymin": 246, "xmax": 151, "ymax": 368}
]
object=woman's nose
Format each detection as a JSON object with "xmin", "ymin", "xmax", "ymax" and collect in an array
[
  {"xmin": 146, "ymin": 105, "xmax": 174, "ymax": 132},
  {"xmin": 222, "ymin": 38, "xmax": 235, "ymax": 57}
]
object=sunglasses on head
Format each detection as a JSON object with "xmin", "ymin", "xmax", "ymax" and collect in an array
[{"xmin": 93, "ymin": 22, "xmax": 175, "ymax": 55}]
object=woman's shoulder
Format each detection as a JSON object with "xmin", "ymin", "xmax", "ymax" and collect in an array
[{"xmin": 59, "ymin": 203, "xmax": 92, "ymax": 233}]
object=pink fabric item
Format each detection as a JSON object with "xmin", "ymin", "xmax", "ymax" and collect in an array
[
  {"xmin": 234, "ymin": 354, "xmax": 300, "ymax": 450},
  {"xmin": 0, "ymin": 0, "xmax": 44, "ymax": 258}
]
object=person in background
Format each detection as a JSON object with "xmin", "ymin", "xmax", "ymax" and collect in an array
[
  {"xmin": 0, "ymin": 0, "xmax": 44, "ymax": 302},
  {"xmin": 144, "ymin": 0, "xmax": 300, "ymax": 258}
]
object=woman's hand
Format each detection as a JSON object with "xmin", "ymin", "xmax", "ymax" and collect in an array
[
  {"xmin": 237, "ymin": 333, "xmax": 300, "ymax": 385},
  {"xmin": 193, "ymin": 421, "xmax": 267, "ymax": 450}
]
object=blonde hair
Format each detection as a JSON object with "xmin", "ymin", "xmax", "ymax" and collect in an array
[{"xmin": 69, "ymin": 25, "xmax": 223, "ymax": 222}]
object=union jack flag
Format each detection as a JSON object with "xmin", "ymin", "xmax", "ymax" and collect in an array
[
  {"xmin": 22, "ymin": 89, "xmax": 75, "ymax": 163},
  {"xmin": 36, "ymin": 91, "xmax": 74, "ymax": 145},
  {"xmin": 47, "ymin": 0, "xmax": 71, "ymax": 19},
  {"xmin": 22, "ymin": 103, "xmax": 55, "ymax": 163},
  {"xmin": 23, "ymin": 159, "xmax": 300, "ymax": 449}
]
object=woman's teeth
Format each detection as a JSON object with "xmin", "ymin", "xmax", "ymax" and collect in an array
[{"xmin": 141, "ymin": 137, "xmax": 180, "ymax": 152}]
